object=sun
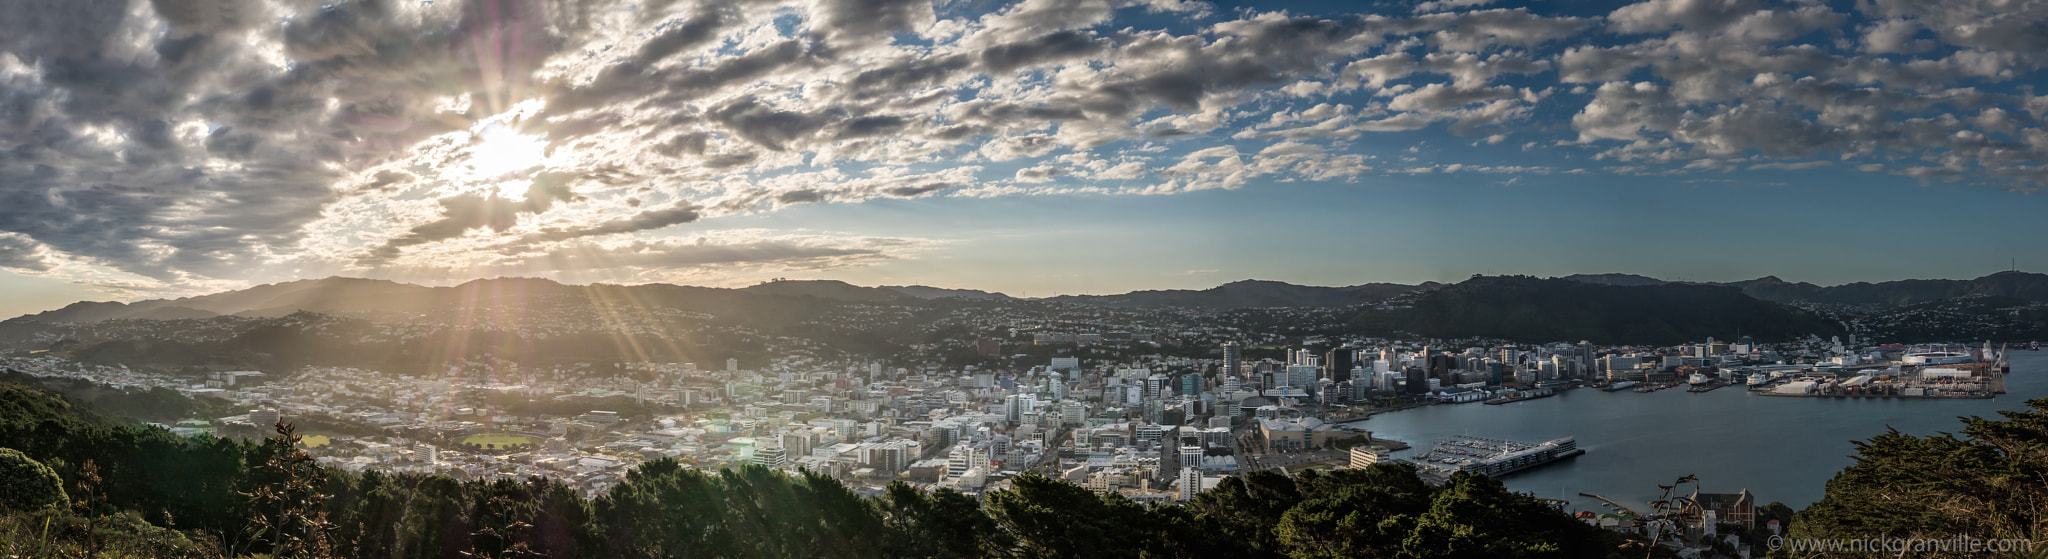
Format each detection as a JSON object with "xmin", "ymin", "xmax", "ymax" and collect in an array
[{"xmin": 456, "ymin": 99, "xmax": 548, "ymax": 198}]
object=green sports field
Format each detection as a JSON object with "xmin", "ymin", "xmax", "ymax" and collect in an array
[{"xmin": 301, "ymin": 435, "xmax": 331, "ymax": 448}]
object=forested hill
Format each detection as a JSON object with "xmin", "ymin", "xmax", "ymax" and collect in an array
[
  {"xmin": 1045, "ymin": 280, "xmax": 1420, "ymax": 308},
  {"xmin": 0, "ymin": 378, "xmax": 1641, "ymax": 558},
  {"xmin": 1348, "ymin": 276, "xmax": 1843, "ymax": 345}
]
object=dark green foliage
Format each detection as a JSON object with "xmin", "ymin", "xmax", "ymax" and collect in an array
[
  {"xmin": 1186, "ymin": 466, "xmax": 1632, "ymax": 559},
  {"xmin": 243, "ymin": 421, "xmax": 341, "ymax": 559},
  {"xmin": 1348, "ymin": 276, "xmax": 1841, "ymax": 344},
  {"xmin": 0, "ymin": 447, "xmax": 66, "ymax": 511},
  {"xmin": 1792, "ymin": 398, "xmax": 2048, "ymax": 550},
  {"xmin": 879, "ymin": 482, "xmax": 1004, "ymax": 558}
]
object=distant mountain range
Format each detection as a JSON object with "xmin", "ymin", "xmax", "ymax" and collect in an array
[
  {"xmin": 1559, "ymin": 271, "xmax": 2048, "ymax": 307},
  {"xmin": 5, "ymin": 272, "xmax": 2044, "ymax": 357},
  {"xmin": 7, "ymin": 277, "xmax": 923, "ymax": 325},
  {"xmin": 11, "ymin": 271, "xmax": 2048, "ymax": 326}
]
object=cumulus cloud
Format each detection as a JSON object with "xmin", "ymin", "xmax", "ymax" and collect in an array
[{"xmin": 2, "ymin": 0, "xmax": 2046, "ymax": 291}]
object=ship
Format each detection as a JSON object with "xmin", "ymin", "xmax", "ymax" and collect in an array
[
  {"xmin": 1484, "ymin": 387, "xmax": 1555, "ymax": 405},
  {"xmin": 1688, "ymin": 373, "xmax": 1712, "ymax": 386},
  {"xmin": 1397, "ymin": 435, "xmax": 1583, "ymax": 482},
  {"xmin": 1601, "ymin": 381, "xmax": 1638, "ymax": 392},
  {"xmin": 1748, "ymin": 374, "xmax": 1771, "ymax": 387}
]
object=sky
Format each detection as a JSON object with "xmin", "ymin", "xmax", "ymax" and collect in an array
[{"xmin": 1, "ymin": 0, "xmax": 2047, "ymax": 317}]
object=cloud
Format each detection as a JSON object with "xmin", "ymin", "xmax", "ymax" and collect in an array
[
  {"xmin": 2, "ymin": 0, "xmax": 2046, "ymax": 292},
  {"xmin": 527, "ymin": 235, "xmax": 919, "ymax": 273},
  {"xmin": 1607, "ymin": 0, "xmax": 1760, "ymax": 34},
  {"xmin": 0, "ymin": 233, "xmax": 54, "ymax": 271}
]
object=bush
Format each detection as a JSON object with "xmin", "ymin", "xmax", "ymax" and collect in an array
[{"xmin": 0, "ymin": 447, "xmax": 66, "ymax": 512}]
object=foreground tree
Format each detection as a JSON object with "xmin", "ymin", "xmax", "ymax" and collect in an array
[
  {"xmin": 1793, "ymin": 398, "xmax": 2048, "ymax": 554},
  {"xmin": 243, "ymin": 421, "xmax": 340, "ymax": 559}
]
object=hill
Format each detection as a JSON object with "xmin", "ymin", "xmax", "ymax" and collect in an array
[
  {"xmin": 2, "ymin": 277, "xmax": 913, "ymax": 326},
  {"xmin": 1559, "ymin": 273, "xmax": 1668, "ymax": 287},
  {"xmin": 1743, "ymin": 271, "xmax": 2048, "ymax": 306},
  {"xmin": 1558, "ymin": 272, "xmax": 2048, "ymax": 307},
  {"xmin": 1046, "ymin": 280, "xmax": 1418, "ymax": 308},
  {"xmin": 1350, "ymin": 275, "xmax": 1842, "ymax": 344},
  {"xmin": 880, "ymin": 285, "xmax": 1015, "ymax": 300}
]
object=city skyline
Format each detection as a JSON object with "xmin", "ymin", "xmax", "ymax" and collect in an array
[{"xmin": 3, "ymin": 0, "xmax": 2047, "ymax": 317}]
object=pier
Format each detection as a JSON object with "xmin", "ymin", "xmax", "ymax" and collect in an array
[{"xmin": 1398, "ymin": 435, "xmax": 1582, "ymax": 482}]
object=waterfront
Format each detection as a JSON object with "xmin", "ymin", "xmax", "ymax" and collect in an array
[{"xmin": 1344, "ymin": 350, "xmax": 2047, "ymax": 514}]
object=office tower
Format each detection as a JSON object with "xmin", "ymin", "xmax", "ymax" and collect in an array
[
  {"xmin": 1326, "ymin": 346, "xmax": 1356, "ymax": 383},
  {"xmin": 1428, "ymin": 354, "xmax": 1458, "ymax": 382},
  {"xmin": 1180, "ymin": 467, "xmax": 1203, "ymax": 501},
  {"xmin": 1222, "ymin": 342, "xmax": 1242, "ymax": 380},
  {"xmin": 1405, "ymin": 367, "xmax": 1428, "ymax": 394}
]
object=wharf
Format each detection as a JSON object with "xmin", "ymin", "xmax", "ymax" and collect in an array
[
  {"xmin": 1633, "ymin": 382, "xmax": 1683, "ymax": 393},
  {"xmin": 1399, "ymin": 435, "xmax": 1581, "ymax": 482},
  {"xmin": 1686, "ymin": 381, "xmax": 1732, "ymax": 393}
]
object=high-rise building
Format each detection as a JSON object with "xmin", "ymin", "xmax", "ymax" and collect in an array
[
  {"xmin": 1180, "ymin": 467, "xmax": 1204, "ymax": 501},
  {"xmin": 1285, "ymin": 365, "xmax": 1317, "ymax": 389},
  {"xmin": 753, "ymin": 447, "xmax": 788, "ymax": 468},
  {"xmin": 781, "ymin": 431, "xmax": 817, "ymax": 458},
  {"xmin": 1405, "ymin": 367, "xmax": 1428, "ymax": 394},
  {"xmin": 1222, "ymin": 342, "xmax": 1243, "ymax": 380},
  {"xmin": 1062, "ymin": 403, "xmax": 1087, "ymax": 427},
  {"xmin": 1326, "ymin": 346, "xmax": 1356, "ymax": 383},
  {"xmin": 1179, "ymin": 373, "xmax": 1203, "ymax": 397},
  {"xmin": 861, "ymin": 441, "xmax": 911, "ymax": 473},
  {"xmin": 947, "ymin": 445, "xmax": 989, "ymax": 478},
  {"xmin": 1427, "ymin": 354, "xmax": 1459, "ymax": 382}
]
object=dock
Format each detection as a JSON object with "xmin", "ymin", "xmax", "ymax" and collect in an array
[
  {"xmin": 1686, "ymin": 381, "xmax": 1732, "ymax": 393},
  {"xmin": 1397, "ymin": 435, "xmax": 1582, "ymax": 482}
]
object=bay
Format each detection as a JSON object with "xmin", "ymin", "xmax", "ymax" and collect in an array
[{"xmin": 1341, "ymin": 350, "xmax": 2048, "ymax": 514}]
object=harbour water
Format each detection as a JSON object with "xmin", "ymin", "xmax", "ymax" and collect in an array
[{"xmin": 1342, "ymin": 350, "xmax": 2046, "ymax": 513}]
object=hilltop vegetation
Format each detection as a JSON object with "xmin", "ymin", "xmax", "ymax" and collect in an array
[
  {"xmin": 1789, "ymin": 397, "xmax": 2048, "ymax": 557},
  {"xmin": 1347, "ymin": 276, "xmax": 1842, "ymax": 345}
]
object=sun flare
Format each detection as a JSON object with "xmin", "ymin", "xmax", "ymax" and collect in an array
[{"xmin": 457, "ymin": 99, "xmax": 548, "ymax": 198}]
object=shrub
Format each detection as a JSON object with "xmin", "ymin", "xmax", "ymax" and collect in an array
[{"xmin": 0, "ymin": 447, "xmax": 66, "ymax": 512}]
